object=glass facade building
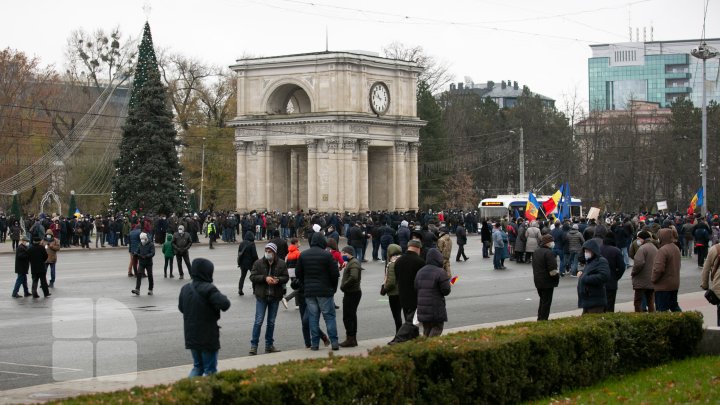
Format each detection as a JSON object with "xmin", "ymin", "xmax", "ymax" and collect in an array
[{"xmin": 589, "ymin": 39, "xmax": 720, "ymax": 110}]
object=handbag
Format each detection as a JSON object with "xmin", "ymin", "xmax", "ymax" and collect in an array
[{"xmin": 380, "ymin": 284, "xmax": 387, "ymax": 296}]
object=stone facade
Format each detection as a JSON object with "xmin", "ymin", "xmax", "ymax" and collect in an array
[{"xmin": 229, "ymin": 51, "xmax": 424, "ymax": 212}]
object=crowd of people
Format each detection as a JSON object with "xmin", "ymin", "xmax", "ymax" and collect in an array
[{"xmin": 7, "ymin": 207, "xmax": 720, "ymax": 378}]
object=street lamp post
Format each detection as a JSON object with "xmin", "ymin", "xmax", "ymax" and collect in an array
[
  {"xmin": 691, "ymin": 42, "xmax": 719, "ymax": 216},
  {"xmin": 510, "ymin": 128, "xmax": 525, "ymax": 193},
  {"xmin": 199, "ymin": 137, "xmax": 206, "ymax": 212}
]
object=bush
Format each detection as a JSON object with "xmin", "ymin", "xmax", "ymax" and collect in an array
[{"xmin": 54, "ymin": 312, "xmax": 704, "ymax": 405}]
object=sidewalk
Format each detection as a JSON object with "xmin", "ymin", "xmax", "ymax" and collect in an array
[{"xmin": 0, "ymin": 291, "xmax": 715, "ymax": 404}]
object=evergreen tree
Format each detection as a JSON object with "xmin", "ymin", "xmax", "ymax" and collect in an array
[
  {"xmin": 416, "ymin": 80, "xmax": 449, "ymax": 208},
  {"xmin": 10, "ymin": 191, "xmax": 21, "ymax": 220},
  {"xmin": 112, "ymin": 22, "xmax": 188, "ymax": 215}
]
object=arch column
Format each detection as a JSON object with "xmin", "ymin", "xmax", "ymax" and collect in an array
[
  {"xmin": 358, "ymin": 140, "xmax": 369, "ymax": 212},
  {"xmin": 409, "ymin": 142, "xmax": 420, "ymax": 211},
  {"xmin": 306, "ymin": 140, "xmax": 318, "ymax": 211},
  {"xmin": 395, "ymin": 141, "xmax": 408, "ymax": 211},
  {"xmin": 234, "ymin": 141, "xmax": 249, "ymax": 211},
  {"xmin": 342, "ymin": 138, "xmax": 358, "ymax": 212},
  {"xmin": 253, "ymin": 141, "xmax": 267, "ymax": 211}
]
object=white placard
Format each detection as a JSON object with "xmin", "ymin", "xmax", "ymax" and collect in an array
[
  {"xmin": 657, "ymin": 201, "xmax": 668, "ymax": 211},
  {"xmin": 587, "ymin": 207, "xmax": 600, "ymax": 220}
]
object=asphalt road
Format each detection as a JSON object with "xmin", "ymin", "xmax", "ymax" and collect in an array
[{"xmin": 0, "ymin": 236, "xmax": 706, "ymax": 391}]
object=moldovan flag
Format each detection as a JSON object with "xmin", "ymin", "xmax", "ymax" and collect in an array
[
  {"xmin": 688, "ymin": 187, "xmax": 703, "ymax": 215},
  {"xmin": 542, "ymin": 185, "xmax": 563, "ymax": 215},
  {"xmin": 525, "ymin": 192, "xmax": 540, "ymax": 221},
  {"xmin": 73, "ymin": 208, "xmax": 81, "ymax": 218}
]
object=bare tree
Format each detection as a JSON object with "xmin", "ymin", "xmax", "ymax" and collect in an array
[
  {"xmin": 64, "ymin": 27, "xmax": 136, "ymax": 88},
  {"xmin": 382, "ymin": 42, "xmax": 454, "ymax": 94},
  {"xmin": 156, "ymin": 51, "xmax": 212, "ymax": 131}
]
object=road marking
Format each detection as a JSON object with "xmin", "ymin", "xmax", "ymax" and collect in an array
[
  {"xmin": 0, "ymin": 370, "xmax": 39, "ymax": 376},
  {"xmin": 0, "ymin": 362, "xmax": 83, "ymax": 371}
]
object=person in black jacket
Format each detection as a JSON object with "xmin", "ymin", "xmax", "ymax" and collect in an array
[
  {"xmin": 346, "ymin": 223, "xmax": 365, "ymax": 261},
  {"xmin": 455, "ymin": 224, "xmax": 468, "ymax": 262},
  {"xmin": 295, "ymin": 232, "xmax": 340, "ymax": 351},
  {"xmin": 28, "ymin": 237, "xmax": 50, "ymax": 298},
  {"xmin": 237, "ymin": 231, "xmax": 259, "ymax": 295},
  {"xmin": 532, "ymin": 234, "xmax": 559, "ymax": 320},
  {"xmin": 248, "ymin": 243, "xmax": 289, "ymax": 355},
  {"xmin": 389, "ymin": 239, "xmax": 426, "ymax": 344},
  {"xmin": 178, "ymin": 258, "xmax": 230, "ymax": 377},
  {"xmin": 577, "ymin": 239, "xmax": 610, "ymax": 314},
  {"xmin": 132, "ymin": 232, "xmax": 155, "ymax": 296},
  {"xmin": 12, "ymin": 236, "xmax": 31, "ymax": 297},
  {"xmin": 414, "ymin": 248, "xmax": 451, "ymax": 337},
  {"xmin": 594, "ymin": 226, "xmax": 626, "ymax": 312}
]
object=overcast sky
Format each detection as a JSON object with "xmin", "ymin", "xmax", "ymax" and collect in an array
[{"xmin": 2, "ymin": 0, "xmax": 717, "ymax": 111}]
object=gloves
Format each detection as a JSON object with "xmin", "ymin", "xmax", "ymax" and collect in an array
[{"xmin": 549, "ymin": 270, "xmax": 559, "ymax": 277}]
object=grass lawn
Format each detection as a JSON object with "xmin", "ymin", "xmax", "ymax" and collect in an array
[{"xmin": 529, "ymin": 355, "xmax": 720, "ymax": 404}]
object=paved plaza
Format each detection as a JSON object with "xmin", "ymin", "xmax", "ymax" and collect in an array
[{"xmin": 0, "ymin": 235, "xmax": 714, "ymax": 403}]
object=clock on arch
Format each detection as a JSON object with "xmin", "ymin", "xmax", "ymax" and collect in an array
[{"xmin": 369, "ymin": 82, "xmax": 390, "ymax": 115}]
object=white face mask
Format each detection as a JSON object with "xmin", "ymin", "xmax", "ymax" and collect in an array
[
  {"xmin": 548, "ymin": 242, "xmax": 555, "ymax": 249},
  {"xmin": 178, "ymin": 230, "xmax": 184, "ymax": 235},
  {"xmin": 264, "ymin": 252, "xmax": 274, "ymax": 261},
  {"xmin": 584, "ymin": 252, "xmax": 593, "ymax": 261},
  {"xmin": 141, "ymin": 238, "xmax": 148, "ymax": 245},
  {"xmin": 636, "ymin": 239, "xmax": 643, "ymax": 246}
]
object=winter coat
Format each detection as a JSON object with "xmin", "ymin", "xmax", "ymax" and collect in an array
[
  {"xmin": 651, "ymin": 228, "xmax": 682, "ymax": 292},
  {"xmin": 340, "ymin": 257, "xmax": 362, "ymax": 293},
  {"xmin": 395, "ymin": 250, "xmax": 426, "ymax": 311},
  {"xmin": 128, "ymin": 228, "xmax": 141, "ymax": 255},
  {"xmin": 178, "ymin": 262, "xmax": 231, "ymax": 351},
  {"xmin": 269, "ymin": 237, "xmax": 289, "ymax": 260},
  {"xmin": 137, "ymin": 241, "xmax": 155, "ymax": 267},
  {"xmin": 237, "ymin": 231, "xmax": 259, "ymax": 270},
  {"xmin": 15, "ymin": 243, "xmax": 30, "ymax": 275},
  {"xmin": 598, "ymin": 238, "xmax": 625, "ymax": 291},
  {"xmin": 437, "ymin": 233, "xmax": 453, "ymax": 278},
  {"xmin": 701, "ymin": 244, "xmax": 720, "ymax": 298},
  {"xmin": 524, "ymin": 224, "xmax": 542, "ymax": 253},
  {"xmin": 515, "ymin": 224, "xmax": 527, "ymax": 252},
  {"xmin": 551, "ymin": 226, "xmax": 566, "ymax": 251},
  {"xmin": 28, "ymin": 243, "xmax": 48, "ymax": 275},
  {"xmin": 532, "ymin": 246, "xmax": 559, "ymax": 289},
  {"xmin": 172, "ymin": 231, "xmax": 192, "ymax": 255},
  {"xmin": 162, "ymin": 234, "xmax": 174, "ymax": 258},
  {"xmin": 295, "ymin": 233, "xmax": 340, "ymax": 298},
  {"xmin": 480, "ymin": 222, "xmax": 492, "ymax": 242},
  {"xmin": 631, "ymin": 241, "xmax": 657, "ymax": 290},
  {"xmin": 347, "ymin": 226, "xmax": 365, "ymax": 248},
  {"xmin": 492, "ymin": 228, "xmax": 505, "ymax": 248},
  {"xmin": 397, "ymin": 225, "xmax": 411, "ymax": 251},
  {"xmin": 456, "ymin": 225, "xmax": 467, "ymax": 246},
  {"xmin": 566, "ymin": 229, "xmax": 585, "ymax": 253},
  {"xmin": 577, "ymin": 239, "xmax": 610, "ymax": 309},
  {"xmin": 285, "ymin": 244, "xmax": 301, "ymax": 269},
  {"xmin": 383, "ymin": 244, "xmax": 402, "ymax": 296},
  {"xmin": 10, "ymin": 225, "xmax": 21, "ymax": 241},
  {"xmin": 42, "ymin": 236, "xmax": 60, "ymax": 264},
  {"xmin": 249, "ymin": 257, "xmax": 289, "ymax": 299},
  {"xmin": 414, "ymin": 249, "xmax": 451, "ymax": 323}
]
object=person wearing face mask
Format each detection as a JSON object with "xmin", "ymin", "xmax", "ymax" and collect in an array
[
  {"xmin": 12, "ymin": 236, "xmax": 32, "ymax": 298},
  {"xmin": 576, "ymin": 239, "xmax": 610, "ymax": 314},
  {"xmin": 248, "ymin": 243, "xmax": 289, "ymax": 355},
  {"xmin": 339, "ymin": 246, "xmax": 362, "ymax": 347},
  {"xmin": 532, "ymin": 234, "xmax": 559, "ymax": 321},
  {"xmin": 42, "ymin": 231, "xmax": 60, "ymax": 288},
  {"xmin": 172, "ymin": 225, "xmax": 192, "ymax": 279},
  {"xmin": 10, "ymin": 221, "xmax": 21, "ymax": 251},
  {"xmin": 631, "ymin": 231, "xmax": 657, "ymax": 312},
  {"xmin": 29, "ymin": 236, "xmax": 50, "ymax": 298},
  {"xmin": 132, "ymin": 232, "xmax": 156, "ymax": 296}
]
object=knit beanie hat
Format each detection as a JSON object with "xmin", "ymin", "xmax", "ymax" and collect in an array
[{"xmin": 265, "ymin": 242, "xmax": 278, "ymax": 253}]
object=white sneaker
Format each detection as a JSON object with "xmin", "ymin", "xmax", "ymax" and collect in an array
[{"xmin": 281, "ymin": 298, "xmax": 289, "ymax": 309}]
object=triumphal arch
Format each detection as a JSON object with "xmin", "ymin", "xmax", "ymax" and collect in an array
[{"xmin": 229, "ymin": 51, "xmax": 424, "ymax": 213}]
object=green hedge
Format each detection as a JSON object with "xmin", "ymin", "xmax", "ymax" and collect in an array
[{"xmin": 55, "ymin": 312, "xmax": 703, "ymax": 405}]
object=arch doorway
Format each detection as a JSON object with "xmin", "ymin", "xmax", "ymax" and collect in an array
[{"xmin": 266, "ymin": 84, "xmax": 312, "ymax": 114}]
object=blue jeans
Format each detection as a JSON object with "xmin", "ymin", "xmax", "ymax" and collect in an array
[
  {"xmin": 189, "ymin": 349, "xmax": 218, "ymax": 377},
  {"xmin": 621, "ymin": 247, "xmax": 629, "ymax": 267},
  {"xmin": 354, "ymin": 247, "xmax": 363, "ymax": 262},
  {"xmin": 12, "ymin": 274, "xmax": 29, "ymax": 296},
  {"xmin": 251, "ymin": 296, "xmax": 280, "ymax": 348},
  {"xmin": 655, "ymin": 290, "xmax": 681, "ymax": 312},
  {"xmin": 569, "ymin": 252, "xmax": 580, "ymax": 275},
  {"xmin": 46, "ymin": 263, "xmax": 56, "ymax": 284},
  {"xmin": 493, "ymin": 250, "xmax": 502, "ymax": 269},
  {"xmin": 298, "ymin": 297, "xmax": 327, "ymax": 347},
  {"xmin": 553, "ymin": 248, "xmax": 565, "ymax": 274},
  {"xmin": 305, "ymin": 296, "xmax": 338, "ymax": 348}
]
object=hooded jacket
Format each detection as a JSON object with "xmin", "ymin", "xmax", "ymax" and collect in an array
[
  {"xmin": 340, "ymin": 256, "xmax": 362, "ymax": 293},
  {"xmin": 414, "ymin": 248, "xmax": 451, "ymax": 323},
  {"xmin": 395, "ymin": 248, "xmax": 426, "ymax": 311},
  {"xmin": 577, "ymin": 239, "xmax": 610, "ymax": 309},
  {"xmin": 631, "ymin": 239, "xmax": 657, "ymax": 290},
  {"xmin": 178, "ymin": 259, "xmax": 231, "ymax": 351},
  {"xmin": 595, "ymin": 229, "xmax": 626, "ymax": 291},
  {"xmin": 701, "ymin": 244, "xmax": 720, "ymax": 298},
  {"xmin": 383, "ymin": 244, "xmax": 402, "ymax": 296},
  {"xmin": 237, "ymin": 231, "xmax": 258, "ymax": 270},
  {"xmin": 651, "ymin": 228, "xmax": 682, "ymax": 291},
  {"xmin": 295, "ymin": 233, "xmax": 340, "ymax": 297},
  {"xmin": 397, "ymin": 224, "xmax": 411, "ymax": 251},
  {"xmin": 15, "ymin": 242, "xmax": 30, "ymax": 275},
  {"xmin": 42, "ymin": 233, "xmax": 60, "ymax": 264},
  {"xmin": 532, "ymin": 243, "xmax": 559, "ymax": 289},
  {"xmin": 162, "ymin": 234, "xmax": 175, "ymax": 258},
  {"xmin": 524, "ymin": 223, "xmax": 542, "ymax": 253}
]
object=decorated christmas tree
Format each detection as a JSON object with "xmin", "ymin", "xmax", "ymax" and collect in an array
[
  {"xmin": 67, "ymin": 191, "xmax": 77, "ymax": 218},
  {"xmin": 112, "ymin": 22, "xmax": 187, "ymax": 215}
]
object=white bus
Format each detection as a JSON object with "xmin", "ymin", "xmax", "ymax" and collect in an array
[{"xmin": 478, "ymin": 194, "xmax": 583, "ymax": 220}]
